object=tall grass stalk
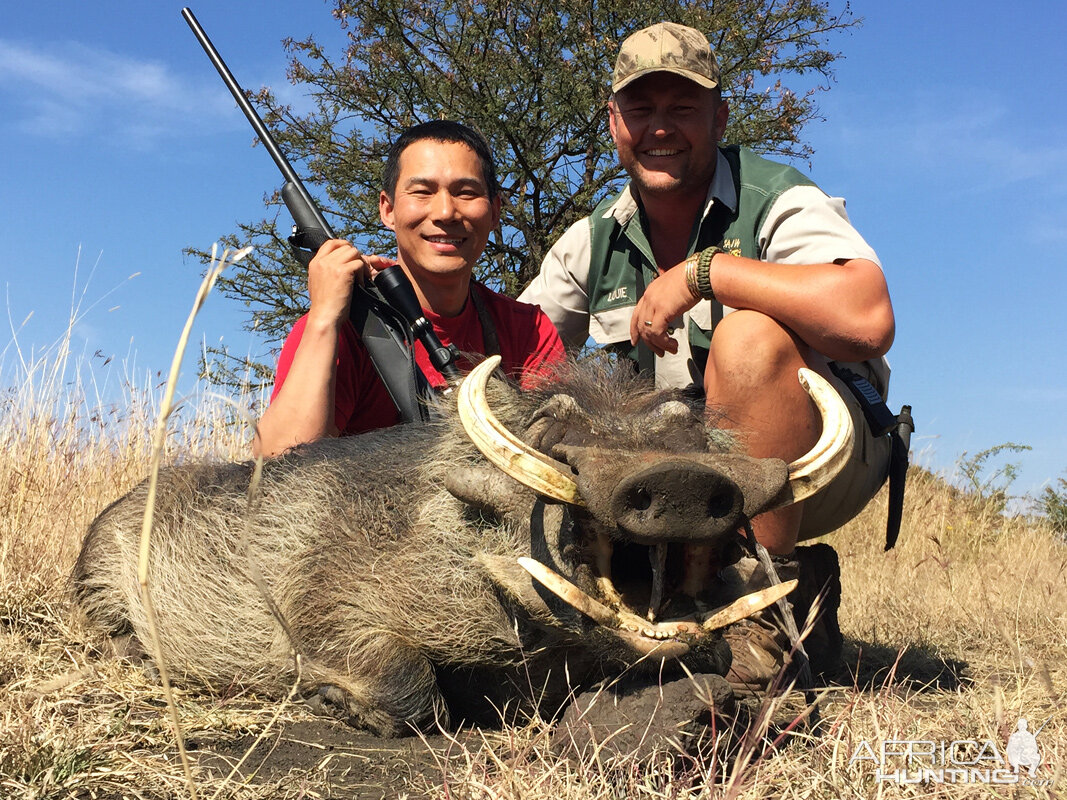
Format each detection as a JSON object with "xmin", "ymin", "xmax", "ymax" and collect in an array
[
  {"xmin": 136, "ymin": 244, "xmax": 251, "ymax": 799},
  {"xmin": 0, "ymin": 252, "xmax": 262, "ymax": 797}
]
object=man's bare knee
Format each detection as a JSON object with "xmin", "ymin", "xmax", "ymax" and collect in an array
[
  {"xmin": 703, "ymin": 311, "xmax": 820, "ymax": 464},
  {"xmin": 705, "ymin": 310, "xmax": 809, "ymax": 394}
]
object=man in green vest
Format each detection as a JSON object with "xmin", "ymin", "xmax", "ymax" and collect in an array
[{"xmin": 520, "ymin": 22, "xmax": 896, "ymax": 688}]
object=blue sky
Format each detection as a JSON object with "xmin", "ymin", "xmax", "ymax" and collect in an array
[{"xmin": 2, "ymin": 1, "xmax": 1065, "ymax": 504}]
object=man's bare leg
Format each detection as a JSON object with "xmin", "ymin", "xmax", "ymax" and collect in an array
[{"xmin": 702, "ymin": 310, "xmax": 822, "ymax": 555}]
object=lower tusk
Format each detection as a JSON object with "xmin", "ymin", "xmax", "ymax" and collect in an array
[
  {"xmin": 647, "ymin": 543, "xmax": 668, "ymax": 621},
  {"xmin": 519, "ymin": 557, "xmax": 685, "ymax": 640},
  {"xmin": 518, "ymin": 557, "xmax": 617, "ymax": 627},
  {"xmin": 700, "ymin": 579, "xmax": 798, "ymax": 631},
  {"xmin": 519, "ymin": 557, "xmax": 791, "ymax": 647}
]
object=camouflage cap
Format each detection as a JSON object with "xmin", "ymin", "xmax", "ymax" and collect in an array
[{"xmin": 612, "ymin": 22, "xmax": 720, "ymax": 93}]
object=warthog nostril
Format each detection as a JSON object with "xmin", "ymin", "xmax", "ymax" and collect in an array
[
  {"xmin": 627, "ymin": 487, "xmax": 653, "ymax": 512},
  {"xmin": 707, "ymin": 490, "xmax": 734, "ymax": 519}
]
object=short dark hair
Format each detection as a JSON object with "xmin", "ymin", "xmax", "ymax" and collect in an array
[{"xmin": 381, "ymin": 120, "xmax": 500, "ymax": 201}]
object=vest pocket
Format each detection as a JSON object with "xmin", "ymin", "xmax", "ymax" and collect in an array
[{"xmin": 589, "ymin": 304, "xmax": 637, "ymax": 345}]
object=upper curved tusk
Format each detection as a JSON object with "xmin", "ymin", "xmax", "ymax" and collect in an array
[
  {"xmin": 457, "ymin": 356, "xmax": 585, "ymax": 505},
  {"xmin": 776, "ymin": 368, "xmax": 855, "ymax": 507}
]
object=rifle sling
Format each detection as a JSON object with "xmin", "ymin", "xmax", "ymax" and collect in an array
[
  {"xmin": 347, "ymin": 284, "xmax": 431, "ymax": 424},
  {"xmin": 469, "ymin": 283, "xmax": 501, "ymax": 358}
]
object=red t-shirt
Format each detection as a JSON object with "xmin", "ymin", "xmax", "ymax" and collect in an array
[{"xmin": 269, "ymin": 283, "xmax": 565, "ymax": 435}]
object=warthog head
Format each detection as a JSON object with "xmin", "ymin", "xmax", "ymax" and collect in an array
[{"xmin": 447, "ymin": 355, "xmax": 852, "ymax": 661}]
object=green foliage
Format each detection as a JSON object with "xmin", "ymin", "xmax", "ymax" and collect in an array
[
  {"xmin": 955, "ymin": 442, "xmax": 1032, "ymax": 514},
  {"xmin": 197, "ymin": 0, "xmax": 859, "ymax": 385},
  {"xmin": 1040, "ymin": 475, "xmax": 1067, "ymax": 535}
]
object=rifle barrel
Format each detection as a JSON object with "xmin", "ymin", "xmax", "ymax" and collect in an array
[{"xmin": 180, "ymin": 8, "xmax": 334, "ymax": 238}]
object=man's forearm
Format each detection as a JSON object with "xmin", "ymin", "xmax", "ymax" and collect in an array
[
  {"xmin": 709, "ymin": 254, "xmax": 895, "ymax": 362},
  {"xmin": 254, "ymin": 318, "xmax": 342, "ymax": 458}
]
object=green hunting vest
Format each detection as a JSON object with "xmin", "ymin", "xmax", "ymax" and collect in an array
[{"xmin": 586, "ymin": 145, "xmax": 815, "ymax": 379}]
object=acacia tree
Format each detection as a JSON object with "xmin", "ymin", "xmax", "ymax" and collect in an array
[{"xmin": 202, "ymin": 0, "xmax": 857, "ymax": 385}]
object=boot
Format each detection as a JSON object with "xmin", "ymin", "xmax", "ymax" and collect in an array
[
  {"xmin": 716, "ymin": 543, "xmax": 843, "ymax": 693},
  {"xmin": 789, "ymin": 543, "xmax": 844, "ymax": 681}
]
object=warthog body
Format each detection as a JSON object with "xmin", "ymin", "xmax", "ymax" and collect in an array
[{"xmin": 74, "ymin": 358, "xmax": 849, "ymax": 736}]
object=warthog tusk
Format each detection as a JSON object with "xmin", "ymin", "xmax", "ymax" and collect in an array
[
  {"xmin": 518, "ymin": 557, "xmax": 798, "ymax": 646},
  {"xmin": 520, "ymin": 557, "xmax": 682, "ymax": 640},
  {"xmin": 458, "ymin": 356, "xmax": 584, "ymax": 505},
  {"xmin": 517, "ymin": 557, "xmax": 616, "ymax": 627},
  {"xmin": 699, "ymin": 579, "xmax": 798, "ymax": 631},
  {"xmin": 777, "ymin": 368, "xmax": 855, "ymax": 507}
]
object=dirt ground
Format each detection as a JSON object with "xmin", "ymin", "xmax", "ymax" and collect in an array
[
  {"xmin": 158, "ymin": 636, "xmax": 968, "ymax": 798},
  {"xmin": 188, "ymin": 720, "xmax": 463, "ymax": 798}
]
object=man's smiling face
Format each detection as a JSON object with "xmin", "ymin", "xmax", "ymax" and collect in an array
[
  {"xmin": 379, "ymin": 138, "xmax": 500, "ymax": 288},
  {"xmin": 608, "ymin": 71, "xmax": 728, "ymax": 201}
]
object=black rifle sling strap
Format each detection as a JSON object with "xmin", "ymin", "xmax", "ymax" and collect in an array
[
  {"xmin": 468, "ymin": 283, "xmax": 501, "ymax": 358},
  {"xmin": 347, "ymin": 286, "xmax": 431, "ymax": 423},
  {"xmin": 288, "ymin": 229, "xmax": 431, "ymax": 423}
]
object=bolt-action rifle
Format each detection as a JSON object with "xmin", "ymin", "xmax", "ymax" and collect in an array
[{"xmin": 181, "ymin": 8, "xmax": 459, "ymax": 423}]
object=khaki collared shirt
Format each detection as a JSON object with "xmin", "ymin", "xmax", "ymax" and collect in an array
[{"xmin": 520, "ymin": 149, "xmax": 888, "ymax": 392}]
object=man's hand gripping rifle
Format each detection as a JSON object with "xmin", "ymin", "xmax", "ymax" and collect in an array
[{"xmin": 181, "ymin": 8, "xmax": 459, "ymax": 423}]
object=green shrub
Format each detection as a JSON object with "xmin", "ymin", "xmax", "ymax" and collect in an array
[
  {"xmin": 955, "ymin": 442, "xmax": 1031, "ymax": 514},
  {"xmin": 1040, "ymin": 476, "xmax": 1067, "ymax": 535}
]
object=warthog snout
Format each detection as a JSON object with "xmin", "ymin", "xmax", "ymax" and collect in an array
[
  {"xmin": 610, "ymin": 460, "xmax": 744, "ymax": 541},
  {"xmin": 554, "ymin": 444, "xmax": 790, "ymax": 544}
]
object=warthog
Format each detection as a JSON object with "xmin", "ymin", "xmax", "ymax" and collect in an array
[{"xmin": 73, "ymin": 356, "xmax": 851, "ymax": 736}]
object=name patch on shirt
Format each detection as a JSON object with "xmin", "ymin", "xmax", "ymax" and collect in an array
[{"xmin": 605, "ymin": 286, "xmax": 629, "ymax": 303}]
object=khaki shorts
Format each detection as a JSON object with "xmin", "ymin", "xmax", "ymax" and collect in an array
[{"xmin": 799, "ymin": 361, "xmax": 892, "ymax": 539}]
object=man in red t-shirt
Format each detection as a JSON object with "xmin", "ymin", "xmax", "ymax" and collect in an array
[{"xmin": 255, "ymin": 121, "xmax": 564, "ymax": 457}]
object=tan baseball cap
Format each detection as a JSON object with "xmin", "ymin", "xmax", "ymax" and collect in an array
[{"xmin": 612, "ymin": 22, "xmax": 720, "ymax": 93}]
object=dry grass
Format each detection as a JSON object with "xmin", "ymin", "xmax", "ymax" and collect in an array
[
  {"xmin": 1, "ymin": 294, "xmax": 1064, "ymax": 798},
  {"xmin": 395, "ymin": 470, "xmax": 1067, "ymax": 800}
]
